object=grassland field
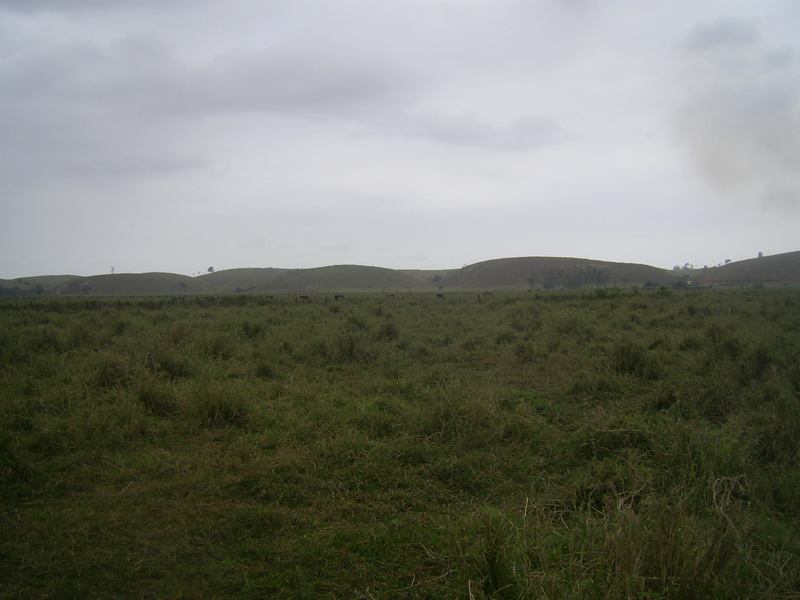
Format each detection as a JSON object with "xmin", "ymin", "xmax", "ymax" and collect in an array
[{"xmin": 1, "ymin": 289, "xmax": 799, "ymax": 599}]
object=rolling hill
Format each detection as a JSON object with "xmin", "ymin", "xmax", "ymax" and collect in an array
[
  {"xmin": 437, "ymin": 257, "xmax": 678, "ymax": 290},
  {"xmin": 0, "ymin": 275, "xmax": 79, "ymax": 296},
  {"xmin": 249, "ymin": 265, "xmax": 436, "ymax": 294},
  {"xmin": 199, "ymin": 268, "xmax": 290, "ymax": 295},
  {"xmin": 692, "ymin": 251, "xmax": 800, "ymax": 287},
  {"xmin": 48, "ymin": 273, "xmax": 209, "ymax": 297},
  {"xmin": 2, "ymin": 252, "xmax": 798, "ymax": 297}
]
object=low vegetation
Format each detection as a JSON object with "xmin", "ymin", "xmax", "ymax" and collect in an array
[{"xmin": 2, "ymin": 289, "xmax": 799, "ymax": 598}]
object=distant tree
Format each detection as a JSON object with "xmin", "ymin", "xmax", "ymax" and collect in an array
[{"xmin": 208, "ymin": 267, "xmax": 215, "ymax": 273}]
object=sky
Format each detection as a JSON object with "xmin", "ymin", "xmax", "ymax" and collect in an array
[{"xmin": 1, "ymin": 0, "xmax": 799, "ymax": 278}]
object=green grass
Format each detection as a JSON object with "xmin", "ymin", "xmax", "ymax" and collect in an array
[{"xmin": 2, "ymin": 290, "xmax": 799, "ymax": 598}]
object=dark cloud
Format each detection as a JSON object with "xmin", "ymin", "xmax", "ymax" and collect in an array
[{"xmin": 675, "ymin": 17, "xmax": 800, "ymax": 210}]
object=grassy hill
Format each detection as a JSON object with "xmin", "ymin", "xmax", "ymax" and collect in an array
[
  {"xmin": 694, "ymin": 251, "xmax": 800, "ymax": 287},
  {"xmin": 0, "ymin": 275, "xmax": 79, "ymax": 297},
  {"xmin": 198, "ymin": 268, "xmax": 290, "ymax": 295},
  {"xmin": 3, "ymin": 252, "xmax": 799, "ymax": 296},
  {"xmin": 439, "ymin": 257, "xmax": 679, "ymax": 290},
  {"xmin": 251, "ymin": 265, "xmax": 435, "ymax": 294},
  {"xmin": 50, "ymin": 273, "xmax": 209, "ymax": 297}
]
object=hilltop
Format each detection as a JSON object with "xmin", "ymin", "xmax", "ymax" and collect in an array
[
  {"xmin": 1, "ymin": 251, "xmax": 798, "ymax": 297},
  {"xmin": 439, "ymin": 257, "xmax": 674, "ymax": 290}
]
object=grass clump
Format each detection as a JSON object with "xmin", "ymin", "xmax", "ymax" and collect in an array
[
  {"xmin": 135, "ymin": 373, "xmax": 177, "ymax": 416},
  {"xmin": 188, "ymin": 381, "xmax": 252, "ymax": 429}
]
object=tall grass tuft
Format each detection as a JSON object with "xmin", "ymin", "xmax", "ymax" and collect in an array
[
  {"xmin": 611, "ymin": 339, "xmax": 660, "ymax": 379},
  {"xmin": 188, "ymin": 381, "xmax": 251, "ymax": 428},
  {"xmin": 136, "ymin": 373, "xmax": 177, "ymax": 416}
]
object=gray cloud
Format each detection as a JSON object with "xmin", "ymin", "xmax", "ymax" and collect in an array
[
  {"xmin": 1, "ymin": 1, "xmax": 799, "ymax": 278},
  {"xmin": 684, "ymin": 17, "xmax": 759, "ymax": 51},
  {"xmin": 400, "ymin": 112, "xmax": 573, "ymax": 152},
  {"xmin": 675, "ymin": 17, "xmax": 800, "ymax": 210},
  {"xmin": 0, "ymin": 34, "xmax": 403, "ymax": 118},
  {"xmin": 0, "ymin": 0, "xmax": 194, "ymax": 13}
]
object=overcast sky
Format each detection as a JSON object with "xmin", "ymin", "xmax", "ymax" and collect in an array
[{"xmin": 1, "ymin": 0, "xmax": 799, "ymax": 278}]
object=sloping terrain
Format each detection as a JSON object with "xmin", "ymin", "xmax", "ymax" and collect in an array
[
  {"xmin": 439, "ymin": 257, "xmax": 679, "ymax": 289},
  {"xmin": 50, "ymin": 273, "xmax": 209, "ymax": 296},
  {"xmin": 199, "ymin": 268, "xmax": 290, "ymax": 294},
  {"xmin": 3, "ymin": 252, "xmax": 799, "ymax": 296},
  {"xmin": 694, "ymin": 251, "xmax": 800, "ymax": 287},
  {"xmin": 250, "ymin": 265, "xmax": 433, "ymax": 294},
  {"xmin": 0, "ymin": 275, "xmax": 79, "ymax": 296}
]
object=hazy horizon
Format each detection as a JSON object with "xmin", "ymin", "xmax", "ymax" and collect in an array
[{"xmin": 2, "ymin": 1, "xmax": 799, "ymax": 279}]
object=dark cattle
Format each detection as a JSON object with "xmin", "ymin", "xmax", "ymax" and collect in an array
[
  {"xmin": 296, "ymin": 295, "xmax": 311, "ymax": 303},
  {"xmin": 436, "ymin": 293, "xmax": 444, "ymax": 299},
  {"xmin": 334, "ymin": 295, "xmax": 344, "ymax": 301}
]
